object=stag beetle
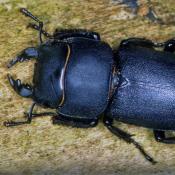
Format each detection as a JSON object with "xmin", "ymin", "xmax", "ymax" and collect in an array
[{"xmin": 5, "ymin": 8, "xmax": 175, "ymax": 164}]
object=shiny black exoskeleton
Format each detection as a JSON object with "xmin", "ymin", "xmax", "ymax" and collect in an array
[{"xmin": 5, "ymin": 8, "xmax": 175, "ymax": 164}]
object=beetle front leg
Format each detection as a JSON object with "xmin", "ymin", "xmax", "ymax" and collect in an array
[
  {"xmin": 24, "ymin": 112, "xmax": 56, "ymax": 118},
  {"xmin": 120, "ymin": 37, "xmax": 175, "ymax": 53},
  {"xmin": 154, "ymin": 130, "xmax": 175, "ymax": 144},
  {"xmin": 103, "ymin": 115, "xmax": 157, "ymax": 164},
  {"xmin": 7, "ymin": 47, "xmax": 38, "ymax": 68},
  {"xmin": 4, "ymin": 103, "xmax": 36, "ymax": 127}
]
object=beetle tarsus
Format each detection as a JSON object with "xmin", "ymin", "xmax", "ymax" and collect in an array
[
  {"xmin": 4, "ymin": 120, "xmax": 30, "ymax": 127},
  {"xmin": 103, "ymin": 115, "xmax": 156, "ymax": 164},
  {"xmin": 131, "ymin": 139, "xmax": 157, "ymax": 164},
  {"xmin": 4, "ymin": 103, "xmax": 36, "ymax": 127}
]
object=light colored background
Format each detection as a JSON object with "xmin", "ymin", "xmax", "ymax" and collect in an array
[{"xmin": 1, "ymin": 0, "xmax": 175, "ymax": 174}]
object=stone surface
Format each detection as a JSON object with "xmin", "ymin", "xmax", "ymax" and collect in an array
[{"xmin": 1, "ymin": 0, "xmax": 175, "ymax": 174}]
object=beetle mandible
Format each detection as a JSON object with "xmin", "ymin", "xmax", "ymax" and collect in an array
[{"xmin": 5, "ymin": 8, "xmax": 175, "ymax": 164}]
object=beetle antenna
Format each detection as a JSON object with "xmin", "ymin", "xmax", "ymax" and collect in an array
[
  {"xmin": 20, "ymin": 8, "xmax": 44, "ymax": 44},
  {"xmin": 27, "ymin": 23, "xmax": 52, "ymax": 38}
]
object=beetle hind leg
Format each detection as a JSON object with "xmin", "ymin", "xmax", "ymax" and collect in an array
[
  {"xmin": 103, "ymin": 115, "xmax": 157, "ymax": 164},
  {"xmin": 154, "ymin": 130, "xmax": 175, "ymax": 144},
  {"xmin": 52, "ymin": 115, "xmax": 98, "ymax": 128},
  {"xmin": 119, "ymin": 37, "xmax": 175, "ymax": 53},
  {"xmin": 7, "ymin": 74, "xmax": 33, "ymax": 98}
]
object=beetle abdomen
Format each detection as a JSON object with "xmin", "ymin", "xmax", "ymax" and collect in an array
[{"xmin": 109, "ymin": 46, "xmax": 175, "ymax": 130}]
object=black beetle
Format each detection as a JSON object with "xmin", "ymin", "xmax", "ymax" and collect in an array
[{"xmin": 5, "ymin": 8, "xmax": 175, "ymax": 164}]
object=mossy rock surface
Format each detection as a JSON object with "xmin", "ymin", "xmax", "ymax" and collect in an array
[{"xmin": 1, "ymin": 0, "xmax": 175, "ymax": 174}]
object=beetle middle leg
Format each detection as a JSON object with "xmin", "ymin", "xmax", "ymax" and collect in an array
[
  {"xmin": 53, "ymin": 29, "xmax": 101, "ymax": 41},
  {"xmin": 52, "ymin": 115, "xmax": 98, "ymax": 128},
  {"xmin": 119, "ymin": 38, "xmax": 165, "ymax": 49},
  {"xmin": 103, "ymin": 115, "xmax": 157, "ymax": 164},
  {"xmin": 4, "ymin": 102, "xmax": 36, "ymax": 127},
  {"xmin": 154, "ymin": 130, "xmax": 175, "ymax": 144},
  {"xmin": 164, "ymin": 39, "xmax": 175, "ymax": 52}
]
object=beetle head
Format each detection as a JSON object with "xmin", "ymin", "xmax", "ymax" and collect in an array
[{"xmin": 32, "ymin": 42, "xmax": 70, "ymax": 108}]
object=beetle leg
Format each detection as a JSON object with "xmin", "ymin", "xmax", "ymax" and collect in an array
[
  {"xmin": 52, "ymin": 115, "xmax": 98, "ymax": 128},
  {"xmin": 53, "ymin": 29, "xmax": 100, "ymax": 41},
  {"xmin": 103, "ymin": 115, "xmax": 157, "ymax": 164},
  {"xmin": 7, "ymin": 74, "xmax": 33, "ymax": 98},
  {"xmin": 7, "ymin": 47, "xmax": 38, "ymax": 68},
  {"xmin": 119, "ymin": 38, "xmax": 165, "ymax": 49},
  {"xmin": 24, "ymin": 112, "xmax": 56, "ymax": 118},
  {"xmin": 4, "ymin": 103, "xmax": 36, "ymax": 127},
  {"xmin": 120, "ymin": 38, "xmax": 155, "ymax": 48},
  {"xmin": 164, "ymin": 39, "xmax": 175, "ymax": 52},
  {"xmin": 154, "ymin": 130, "xmax": 175, "ymax": 144}
]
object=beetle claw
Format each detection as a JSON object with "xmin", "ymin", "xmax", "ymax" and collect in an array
[
  {"xmin": 7, "ymin": 74, "xmax": 33, "ymax": 98},
  {"xmin": 4, "ymin": 120, "xmax": 17, "ymax": 127}
]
